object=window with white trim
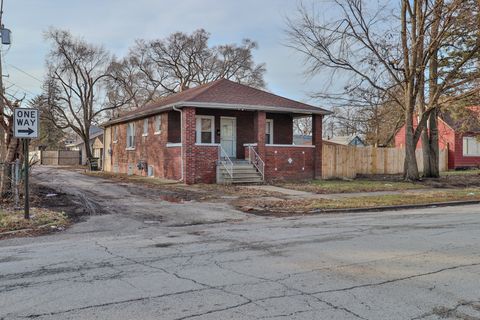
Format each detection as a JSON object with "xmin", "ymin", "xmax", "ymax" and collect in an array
[
  {"xmin": 113, "ymin": 126, "xmax": 118, "ymax": 143},
  {"xmin": 126, "ymin": 122, "xmax": 136, "ymax": 149},
  {"xmin": 195, "ymin": 115, "xmax": 215, "ymax": 144},
  {"xmin": 154, "ymin": 115, "xmax": 162, "ymax": 134},
  {"xmin": 142, "ymin": 118, "xmax": 148, "ymax": 136},
  {"xmin": 463, "ymin": 136, "xmax": 480, "ymax": 156},
  {"xmin": 265, "ymin": 119, "xmax": 273, "ymax": 144}
]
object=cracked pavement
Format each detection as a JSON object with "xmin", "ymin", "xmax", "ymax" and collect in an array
[{"xmin": 1, "ymin": 167, "xmax": 480, "ymax": 319}]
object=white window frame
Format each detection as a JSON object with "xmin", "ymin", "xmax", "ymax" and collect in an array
[
  {"xmin": 463, "ymin": 136, "xmax": 480, "ymax": 156},
  {"xmin": 142, "ymin": 118, "xmax": 148, "ymax": 137},
  {"xmin": 195, "ymin": 115, "xmax": 215, "ymax": 144},
  {"xmin": 266, "ymin": 119, "xmax": 274, "ymax": 144},
  {"xmin": 126, "ymin": 122, "xmax": 136, "ymax": 150},
  {"xmin": 113, "ymin": 126, "xmax": 118, "ymax": 144},
  {"xmin": 154, "ymin": 115, "xmax": 162, "ymax": 135}
]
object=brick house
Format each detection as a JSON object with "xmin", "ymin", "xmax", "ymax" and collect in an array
[
  {"xmin": 102, "ymin": 79, "xmax": 330, "ymax": 184},
  {"xmin": 394, "ymin": 107, "xmax": 480, "ymax": 169}
]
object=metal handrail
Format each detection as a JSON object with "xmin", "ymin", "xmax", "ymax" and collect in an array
[
  {"xmin": 248, "ymin": 145, "xmax": 265, "ymax": 180},
  {"xmin": 218, "ymin": 145, "xmax": 234, "ymax": 179}
]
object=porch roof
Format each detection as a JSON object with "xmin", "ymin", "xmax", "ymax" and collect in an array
[{"xmin": 102, "ymin": 79, "xmax": 331, "ymax": 126}]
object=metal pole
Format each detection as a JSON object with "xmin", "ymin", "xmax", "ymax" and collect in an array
[
  {"xmin": 24, "ymin": 139, "xmax": 29, "ymax": 219},
  {"xmin": 14, "ymin": 158, "xmax": 19, "ymax": 208}
]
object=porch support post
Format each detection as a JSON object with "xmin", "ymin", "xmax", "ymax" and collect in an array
[
  {"xmin": 254, "ymin": 111, "xmax": 266, "ymax": 161},
  {"xmin": 182, "ymin": 107, "xmax": 196, "ymax": 184},
  {"xmin": 312, "ymin": 114, "xmax": 323, "ymax": 179}
]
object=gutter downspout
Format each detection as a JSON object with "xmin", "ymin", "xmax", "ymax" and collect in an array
[{"xmin": 173, "ymin": 106, "xmax": 184, "ymax": 183}]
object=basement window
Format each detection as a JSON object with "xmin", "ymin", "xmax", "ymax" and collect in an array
[
  {"xmin": 463, "ymin": 136, "xmax": 480, "ymax": 156},
  {"xmin": 126, "ymin": 122, "xmax": 136, "ymax": 149},
  {"xmin": 195, "ymin": 115, "xmax": 215, "ymax": 144}
]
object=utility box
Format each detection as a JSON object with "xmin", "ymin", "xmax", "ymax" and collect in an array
[{"xmin": 1, "ymin": 28, "xmax": 11, "ymax": 45}]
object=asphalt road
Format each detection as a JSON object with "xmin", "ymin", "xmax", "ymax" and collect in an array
[{"xmin": 1, "ymin": 167, "xmax": 480, "ymax": 319}]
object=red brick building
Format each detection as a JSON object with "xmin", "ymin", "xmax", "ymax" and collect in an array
[
  {"xmin": 394, "ymin": 108, "xmax": 480, "ymax": 170},
  {"xmin": 102, "ymin": 79, "xmax": 330, "ymax": 184}
]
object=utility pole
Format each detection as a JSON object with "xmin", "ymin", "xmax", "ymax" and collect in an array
[{"xmin": 0, "ymin": 0, "xmax": 6, "ymax": 163}]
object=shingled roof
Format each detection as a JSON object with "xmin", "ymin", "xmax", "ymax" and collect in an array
[
  {"xmin": 103, "ymin": 79, "xmax": 330, "ymax": 126},
  {"xmin": 440, "ymin": 107, "xmax": 480, "ymax": 132}
]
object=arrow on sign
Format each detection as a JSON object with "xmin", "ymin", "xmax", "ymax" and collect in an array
[{"xmin": 18, "ymin": 128, "xmax": 34, "ymax": 135}]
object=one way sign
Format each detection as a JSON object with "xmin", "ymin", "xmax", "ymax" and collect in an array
[{"xmin": 14, "ymin": 108, "xmax": 39, "ymax": 139}]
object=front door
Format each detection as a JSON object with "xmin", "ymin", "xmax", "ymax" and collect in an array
[{"xmin": 220, "ymin": 117, "xmax": 236, "ymax": 158}]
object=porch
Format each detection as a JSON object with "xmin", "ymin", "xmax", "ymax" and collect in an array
[{"xmin": 170, "ymin": 107, "xmax": 323, "ymax": 184}]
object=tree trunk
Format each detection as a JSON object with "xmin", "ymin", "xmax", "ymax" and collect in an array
[
  {"xmin": 426, "ymin": 109, "xmax": 440, "ymax": 177},
  {"xmin": 404, "ymin": 108, "xmax": 420, "ymax": 180},
  {"xmin": 0, "ymin": 137, "xmax": 19, "ymax": 196},
  {"xmin": 83, "ymin": 135, "xmax": 93, "ymax": 161},
  {"xmin": 422, "ymin": 0, "xmax": 442, "ymax": 178}
]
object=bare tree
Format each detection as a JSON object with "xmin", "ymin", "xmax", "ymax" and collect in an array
[
  {"xmin": 42, "ymin": 29, "xmax": 128, "ymax": 160},
  {"xmin": 0, "ymin": 94, "xmax": 23, "ymax": 196},
  {"xmin": 108, "ymin": 29, "xmax": 266, "ymax": 113},
  {"xmin": 286, "ymin": 0, "xmax": 480, "ymax": 180}
]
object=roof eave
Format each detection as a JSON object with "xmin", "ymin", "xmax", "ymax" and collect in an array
[{"xmin": 101, "ymin": 101, "xmax": 332, "ymax": 127}]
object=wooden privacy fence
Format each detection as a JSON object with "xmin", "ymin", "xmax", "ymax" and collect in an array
[
  {"xmin": 322, "ymin": 144, "xmax": 448, "ymax": 179},
  {"xmin": 29, "ymin": 150, "xmax": 81, "ymax": 166}
]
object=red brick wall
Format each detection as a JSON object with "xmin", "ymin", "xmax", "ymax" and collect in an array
[
  {"xmin": 245, "ymin": 146, "xmax": 314, "ymax": 181},
  {"xmin": 312, "ymin": 114, "xmax": 323, "ymax": 179},
  {"xmin": 164, "ymin": 146, "xmax": 182, "ymax": 180},
  {"xmin": 182, "ymin": 107, "xmax": 197, "ymax": 184},
  {"xmin": 108, "ymin": 111, "xmax": 182, "ymax": 179},
  {"xmin": 193, "ymin": 145, "xmax": 218, "ymax": 183}
]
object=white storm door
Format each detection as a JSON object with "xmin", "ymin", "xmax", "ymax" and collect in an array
[{"xmin": 220, "ymin": 117, "xmax": 236, "ymax": 158}]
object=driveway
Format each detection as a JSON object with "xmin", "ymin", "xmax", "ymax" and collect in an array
[{"xmin": 1, "ymin": 167, "xmax": 480, "ymax": 319}]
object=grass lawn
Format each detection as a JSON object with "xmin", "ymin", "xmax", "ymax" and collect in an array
[
  {"xmin": 0, "ymin": 208, "xmax": 69, "ymax": 238},
  {"xmin": 441, "ymin": 169, "xmax": 480, "ymax": 176},
  {"xmin": 235, "ymin": 188, "xmax": 480, "ymax": 214},
  {"xmin": 279, "ymin": 179, "xmax": 425, "ymax": 194}
]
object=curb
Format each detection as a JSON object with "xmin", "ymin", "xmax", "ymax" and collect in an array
[{"xmin": 249, "ymin": 199, "xmax": 480, "ymax": 216}]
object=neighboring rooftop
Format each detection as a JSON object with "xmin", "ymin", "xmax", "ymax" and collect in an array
[
  {"xmin": 440, "ymin": 107, "xmax": 480, "ymax": 132},
  {"xmin": 103, "ymin": 78, "xmax": 330, "ymax": 126},
  {"xmin": 326, "ymin": 135, "xmax": 366, "ymax": 147}
]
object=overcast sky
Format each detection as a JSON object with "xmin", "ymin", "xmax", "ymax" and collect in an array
[{"xmin": 1, "ymin": 0, "xmax": 332, "ymax": 107}]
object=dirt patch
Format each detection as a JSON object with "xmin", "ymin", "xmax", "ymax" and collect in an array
[{"xmin": 31, "ymin": 184, "xmax": 101, "ymax": 221}]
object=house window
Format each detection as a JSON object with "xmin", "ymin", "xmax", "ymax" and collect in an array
[
  {"xmin": 154, "ymin": 115, "xmax": 162, "ymax": 134},
  {"xmin": 463, "ymin": 136, "xmax": 480, "ymax": 156},
  {"xmin": 195, "ymin": 115, "xmax": 215, "ymax": 144},
  {"xmin": 266, "ymin": 119, "xmax": 273, "ymax": 144},
  {"xmin": 142, "ymin": 118, "xmax": 148, "ymax": 136},
  {"xmin": 126, "ymin": 122, "xmax": 136, "ymax": 149},
  {"xmin": 113, "ymin": 126, "xmax": 118, "ymax": 143}
]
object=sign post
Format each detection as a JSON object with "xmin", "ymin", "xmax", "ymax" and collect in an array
[{"xmin": 13, "ymin": 108, "xmax": 39, "ymax": 220}]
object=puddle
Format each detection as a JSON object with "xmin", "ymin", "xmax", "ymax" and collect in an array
[
  {"xmin": 159, "ymin": 194, "xmax": 184, "ymax": 203},
  {"xmin": 153, "ymin": 243, "xmax": 175, "ymax": 248}
]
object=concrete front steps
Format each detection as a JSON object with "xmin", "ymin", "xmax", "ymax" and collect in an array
[{"xmin": 217, "ymin": 160, "xmax": 264, "ymax": 184}]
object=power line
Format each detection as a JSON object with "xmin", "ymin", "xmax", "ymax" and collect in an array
[
  {"xmin": 4, "ymin": 79, "xmax": 37, "ymax": 97},
  {"xmin": 7, "ymin": 64, "xmax": 43, "ymax": 83}
]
